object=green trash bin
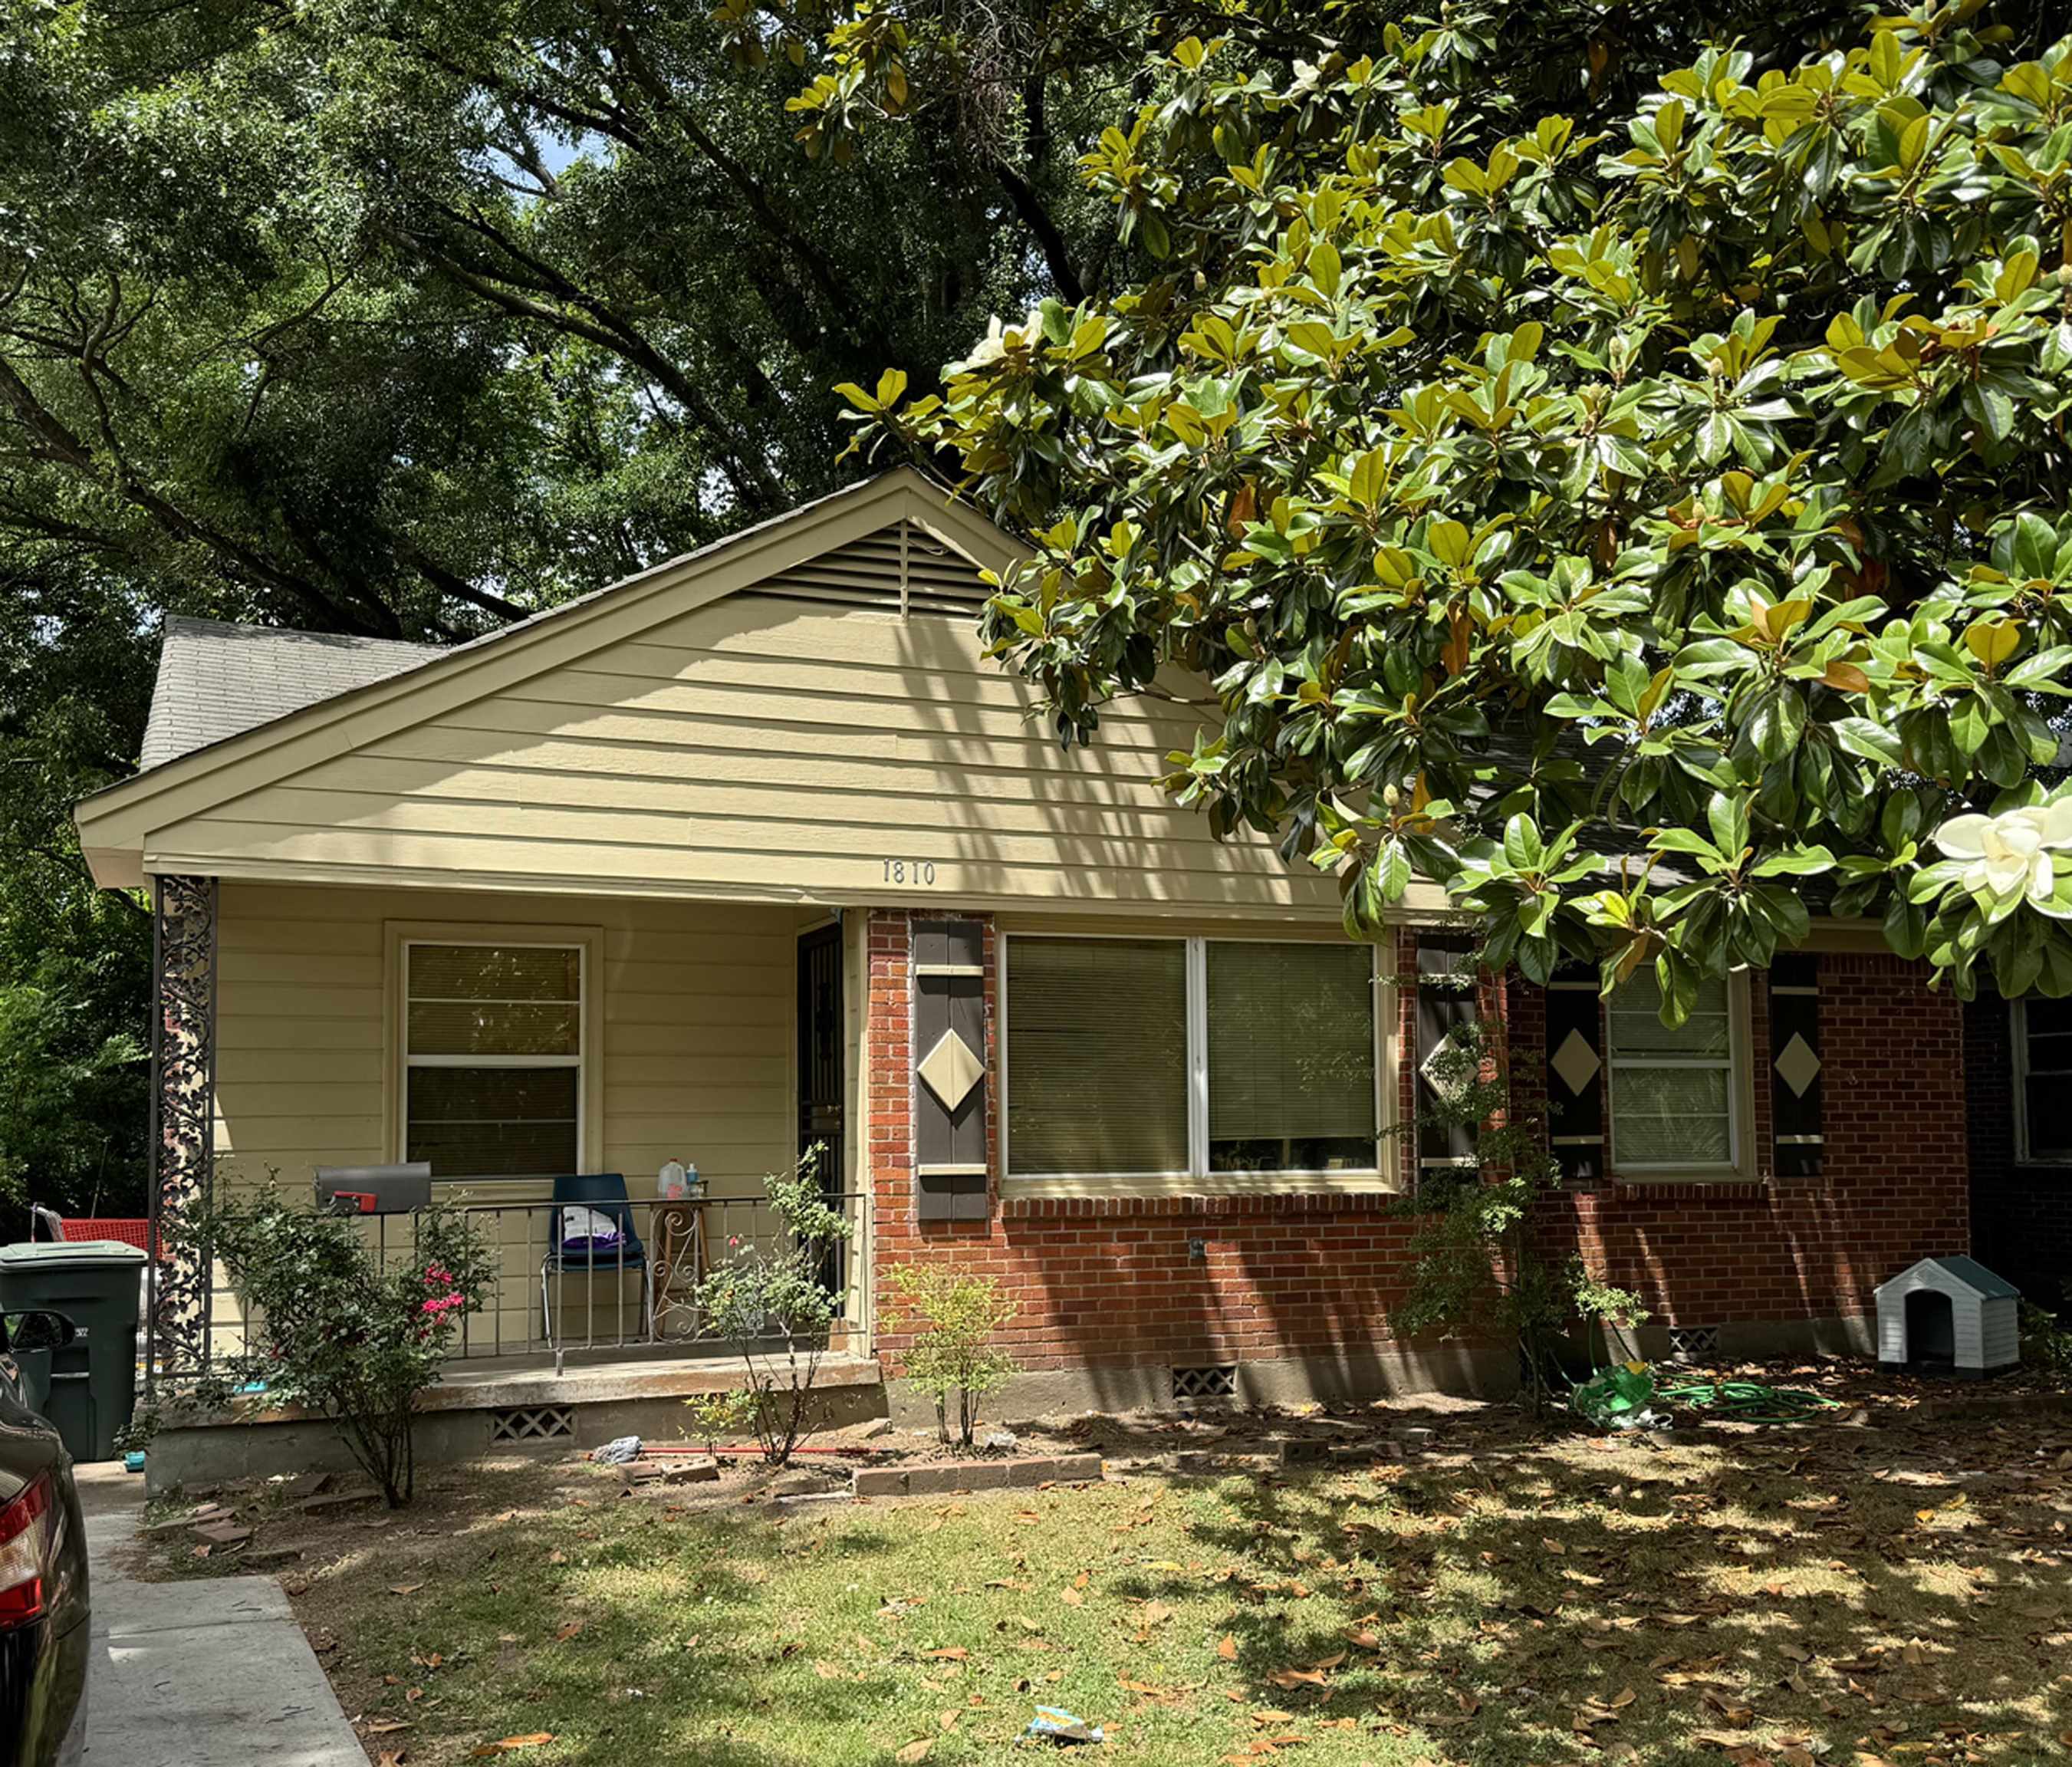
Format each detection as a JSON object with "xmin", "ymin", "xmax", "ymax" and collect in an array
[{"xmin": 0, "ymin": 1239, "xmax": 148, "ymax": 1462}]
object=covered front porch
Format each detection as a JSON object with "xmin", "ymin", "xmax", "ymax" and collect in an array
[{"xmin": 146, "ymin": 875, "xmax": 874, "ymax": 1380}]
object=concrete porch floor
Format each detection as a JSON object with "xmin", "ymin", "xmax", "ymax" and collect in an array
[{"xmin": 430, "ymin": 1349, "xmax": 883, "ymax": 1410}]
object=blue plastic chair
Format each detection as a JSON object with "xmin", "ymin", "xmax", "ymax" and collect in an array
[{"xmin": 538, "ymin": 1174, "xmax": 653, "ymax": 1347}]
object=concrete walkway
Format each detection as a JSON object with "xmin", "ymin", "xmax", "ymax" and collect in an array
[{"xmin": 76, "ymin": 1463, "xmax": 364, "ymax": 1767}]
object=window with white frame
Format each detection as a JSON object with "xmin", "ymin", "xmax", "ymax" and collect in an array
[
  {"xmin": 2013, "ymin": 995, "xmax": 2072, "ymax": 1162},
  {"xmin": 1607, "ymin": 972, "xmax": 1744, "ymax": 1173},
  {"xmin": 1003, "ymin": 934, "xmax": 1380, "ymax": 1180},
  {"xmin": 403, "ymin": 942, "xmax": 584, "ymax": 1177}
]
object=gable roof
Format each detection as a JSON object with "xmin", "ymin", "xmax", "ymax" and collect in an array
[
  {"xmin": 1876, "ymin": 1255, "xmax": 2021, "ymax": 1300},
  {"xmin": 142, "ymin": 617, "xmax": 441, "ymax": 771},
  {"xmin": 77, "ymin": 467, "xmax": 1024, "ymax": 888}
]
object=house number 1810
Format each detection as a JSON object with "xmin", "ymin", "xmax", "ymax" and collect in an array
[{"xmin": 882, "ymin": 858, "xmax": 939, "ymax": 885}]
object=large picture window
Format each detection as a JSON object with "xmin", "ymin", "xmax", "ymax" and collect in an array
[
  {"xmin": 403, "ymin": 942, "xmax": 584, "ymax": 1177},
  {"xmin": 1002, "ymin": 938, "xmax": 1189, "ymax": 1176},
  {"xmin": 1207, "ymin": 941, "xmax": 1378, "ymax": 1172},
  {"xmin": 2014, "ymin": 996, "xmax": 2072, "ymax": 1163},
  {"xmin": 1607, "ymin": 972, "xmax": 1744, "ymax": 1173},
  {"xmin": 1004, "ymin": 934, "xmax": 1380, "ymax": 1183}
]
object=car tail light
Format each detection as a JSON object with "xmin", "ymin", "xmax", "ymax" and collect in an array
[{"xmin": 0, "ymin": 1476, "xmax": 54, "ymax": 1629}]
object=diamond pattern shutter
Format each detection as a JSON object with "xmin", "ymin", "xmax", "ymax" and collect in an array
[
  {"xmin": 914, "ymin": 918, "xmax": 988, "ymax": 1220},
  {"xmin": 1770, "ymin": 955, "xmax": 1822, "ymax": 1177},
  {"xmin": 1415, "ymin": 939, "xmax": 1478, "ymax": 1181},
  {"xmin": 1545, "ymin": 965, "xmax": 1604, "ymax": 1182}
]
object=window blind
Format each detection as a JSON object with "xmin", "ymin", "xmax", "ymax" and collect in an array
[
  {"xmin": 1207, "ymin": 941, "xmax": 1376, "ymax": 1170},
  {"xmin": 406, "ymin": 1067, "xmax": 580, "ymax": 1176},
  {"xmin": 1608, "ymin": 972, "xmax": 1735, "ymax": 1169},
  {"xmin": 1006, "ymin": 938, "xmax": 1188, "ymax": 1175},
  {"xmin": 406, "ymin": 943, "xmax": 581, "ymax": 1177}
]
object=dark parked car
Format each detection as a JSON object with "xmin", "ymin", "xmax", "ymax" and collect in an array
[{"xmin": 0, "ymin": 1310, "xmax": 88, "ymax": 1766}]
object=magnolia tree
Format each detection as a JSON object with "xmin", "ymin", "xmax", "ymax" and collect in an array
[{"xmin": 836, "ymin": 0, "xmax": 2072, "ymax": 1016}]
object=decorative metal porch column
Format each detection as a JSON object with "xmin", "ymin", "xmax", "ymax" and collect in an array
[{"xmin": 146, "ymin": 874, "xmax": 218, "ymax": 1389}]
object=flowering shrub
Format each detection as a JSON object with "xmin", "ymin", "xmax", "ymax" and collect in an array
[
  {"xmin": 691, "ymin": 1150, "xmax": 850, "ymax": 1465},
  {"xmin": 192, "ymin": 1183, "xmax": 496, "ymax": 1506}
]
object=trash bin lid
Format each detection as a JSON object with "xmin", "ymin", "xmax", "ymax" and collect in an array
[{"xmin": 0, "ymin": 1239, "xmax": 149, "ymax": 1270}]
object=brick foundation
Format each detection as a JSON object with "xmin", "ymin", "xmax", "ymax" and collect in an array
[{"xmin": 863, "ymin": 909, "xmax": 1972, "ymax": 1396}]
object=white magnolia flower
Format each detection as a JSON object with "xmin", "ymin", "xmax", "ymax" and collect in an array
[{"xmin": 1935, "ymin": 800, "xmax": 2072, "ymax": 909}]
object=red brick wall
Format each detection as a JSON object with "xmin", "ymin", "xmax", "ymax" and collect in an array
[
  {"xmin": 864, "ymin": 909, "xmax": 1970, "ymax": 1379},
  {"xmin": 867, "ymin": 909, "xmax": 1426, "ymax": 1374},
  {"xmin": 1532, "ymin": 951, "xmax": 1968, "ymax": 1326}
]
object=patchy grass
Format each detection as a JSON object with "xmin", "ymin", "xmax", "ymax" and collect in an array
[{"xmin": 141, "ymin": 1381, "xmax": 2072, "ymax": 1766}]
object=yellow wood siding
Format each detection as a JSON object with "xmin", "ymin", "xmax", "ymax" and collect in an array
[
  {"xmin": 215, "ymin": 881, "xmax": 797, "ymax": 1193},
  {"xmin": 209, "ymin": 881, "xmax": 805, "ymax": 1353},
  {"xmin": 147, "ymin": 590, "xmax": 1346, "ymax": 919}
]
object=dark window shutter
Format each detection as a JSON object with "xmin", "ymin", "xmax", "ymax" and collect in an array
[
  {"xmin": 1545, "ymin": 966, "xmax": 1604, "ymax": 1182},
  {"xmin": 1770, "ymin": 954, "xmax": 1822, "ymax": 1176},
  {"xmin": 913, "ymin": 919, "xmax": 988, "ymax": 1220},
  {"xmin": 1414, "ymin": 939, "xmax": 1478, "ymax": 1180}
]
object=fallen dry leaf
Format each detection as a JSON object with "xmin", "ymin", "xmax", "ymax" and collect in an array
[
  {"xmin": 1268, "ymin": 1667, "xmax": 1327, "ymax": 1690},
  {"xmin": 469, "ymin": 1737, "xmax": 553, "ymax": 1757},
  {"xmin": 893, "ymin": 1739, "xmax": 932, "ymax": 1764},
  {"xmin": 555, "ymin": 1621, "xmax": 584, "ymax": 1643},
  {"xmin": 388, "ymin": 1584, "xmax": 424, "ymax": 1598},
  {"xmin": 1218, "ymin": 1634, "xmax": 1239, "ymax": 1661}
]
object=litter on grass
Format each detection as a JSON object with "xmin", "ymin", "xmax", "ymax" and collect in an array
[
  {"xmin": 1023, "ymin": 1707, "xmax": 1103, "ymax": 1746},
  {"xmin": 590, "ymin": 1435, "xmax": 644, "ymax": 1465},
  {"xmin": 1570, "ymin": 1363, "xmax": 1666, "ymax": 1432}
]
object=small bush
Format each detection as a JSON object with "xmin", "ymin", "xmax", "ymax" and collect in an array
[
  {"xmin": 2021, "ymin": 1298, "xmax": 2072, "ymax": 1380},
  {"xmin": 886, "ymin": 1264, "xmax": 1018, "ymax": 1448},
  {"xmin": 691, "ymin": 1149, "xmax": 850, "ymax": 1464},
  {"xmin": 682, "ymin": 1388, "xmax": 761, "ymax": 1452},
  {"xmin": 193, "ymin": 1183, "xmax": 496, "ymax": 1506}
]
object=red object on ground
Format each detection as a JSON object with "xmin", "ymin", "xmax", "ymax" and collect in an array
[
  {"xmin": 641, "ymin": 1442, "xmax": 899, "ymax": 1457},
  {"xmin": 57, "ymin": 1219, "xmax": 161, "ymax": 1257}
]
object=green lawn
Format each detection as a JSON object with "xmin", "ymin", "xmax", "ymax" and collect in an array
[{"xmin": 158, "ymin": 1392, "xmax": 2072, "ymax": 1766}]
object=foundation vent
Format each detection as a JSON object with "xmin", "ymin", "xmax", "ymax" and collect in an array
[
  {"xmin": 1666, "ymin": 1325, "xmax": 1720, "ymax": 1364},
  {"xmin": 1172, "ymin": 1364, "xmax": 1238, "ymax": 1404},
  {"xmin": 488, "ymin": 1404, "xmax": 576, "ymax": 1444}
]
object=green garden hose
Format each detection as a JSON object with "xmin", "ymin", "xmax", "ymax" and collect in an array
[{"xmin": 1655, "ymin": 1378, "xmax": 1840, "ymax": 1424}]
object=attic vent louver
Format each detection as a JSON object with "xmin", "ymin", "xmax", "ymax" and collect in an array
[{"xmin": 754, "ymin": 518, "xmax": 991, "ymax": 616}]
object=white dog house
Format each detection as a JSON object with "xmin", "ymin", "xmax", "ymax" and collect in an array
[{"xmin": 1875, "ymin": 1256, "xmax": 2020, "ymax": 1377}]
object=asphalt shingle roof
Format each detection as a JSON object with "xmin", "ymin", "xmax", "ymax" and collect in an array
[{"xmin": 140, "ymin": 616, "xmax": 443, "ymax": 771}]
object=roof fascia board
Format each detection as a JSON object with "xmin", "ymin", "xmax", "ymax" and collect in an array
[
  {"xmin": 77, "ymin": 471, "xmax": 1020, "ymax": 860},
  {"xmin": 131, "ymin": 848, "xmax": 1351, "ymax": 918}
]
